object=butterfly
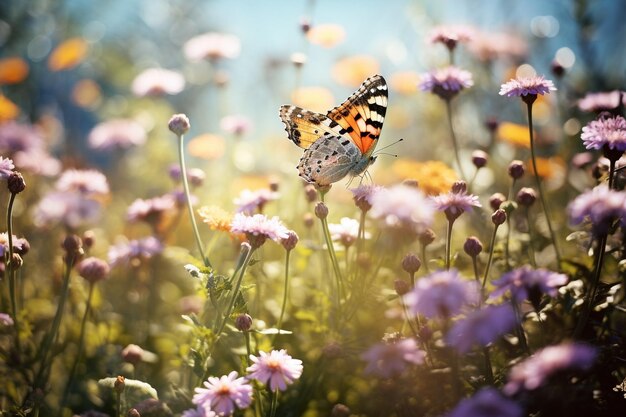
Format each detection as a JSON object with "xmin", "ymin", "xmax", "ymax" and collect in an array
[{"xmin": 279, "ymin": 74, "xmax": 388, "ymax": 186}]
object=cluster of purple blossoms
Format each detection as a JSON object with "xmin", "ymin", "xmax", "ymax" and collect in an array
[
  {"xmin": 431, "ymin": 182, "xmax": 481, "ymax": 222},
  {"xmin": 0, "ymin": 156, "xmax": 14, "ymax": 178},
  {"xmin": 369, "ymin": 184, "xmax": 435, "ymax": 233},
  {"xmin": 499, "ymin": 75, "xmax": 556, "ymax": 98},
  {"xmin": 350, "ymin": 184, "xmax": 383, "ymax": 212},
  {"xmin": 88, "ymin": 119, "xmax": 147, "ymax": 151},
  {"xmin": 403, "ymin": 269, "xmax": 479, "ymax": 319},
  {"xmin": 447, "ymin": 387, "xmax": 523, "ymax": 417},
  {"xmin": 233, "ymin": 188, "xmax": 279, "ymax": 214},
  {"xmin": 230, "ymin": 213, "xmax": 289, "ymax": 248},
  {"xmin": 577, "ymin": 90, "xmax": 626, "ymax": 113},
  {"xmin": 108, "ymin": 236, "xmax": 163, "ymax": 267},
  {"xmin": 361, "ymin": 337, "xmax": 426, "ymax": 378},
  {"xmin": 419, "ymin": 66, "xmax": 474, "ymax": 100},
  {"xmin": 0, "ymin": 121, "xmax": 60, "ymax": 176},
  {"xmin": 580, "ymin": 115, "xmax": 626, "ymax": 152},
  {"xmin": 490, "ymin": 266, "xmax": 568, "ymax": 305},
  {"xmin": 126, "ymin": 195, "xmax": 176, "ymax": 223},
  {"xmin": 446, "ymin": 303, "xmax": 517, "ymax": 354},
  {"xmin": 503, "ymin": 343, "xmax": 597, "ymax": 395},
  {"xmin": 568, "ymin": 185, "xmax": 626, "ymax": 236}
]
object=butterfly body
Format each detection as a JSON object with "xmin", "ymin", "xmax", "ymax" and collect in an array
[{"xmin": 280, "ymin": 75, "xmax": 387, "ymax": 186}]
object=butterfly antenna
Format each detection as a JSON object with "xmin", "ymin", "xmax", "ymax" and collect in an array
[{"xmin": 373, "ymin": 138, "xmax": 404, "ymax": 155}]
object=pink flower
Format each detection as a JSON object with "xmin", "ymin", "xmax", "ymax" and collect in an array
[
  {"xmin": 0, "ymin": 156, "xmax": 14, "ymax": 179},
  {"xmin": 429, "ymin": 25, "xmax": 474, "ymax": 49},
  {"xmin": 56, "ymin": 169, "xmax": 109, "ymax": 196},
  {"xmin": 328, "ymin": 217, "xmax": 367, "ymax": 247},
  {"xmin": 184, "ymin": 32, "xmax": 241, "ymax": 61},
  {"xmin": 0, "ymin": 313, "xmax": 14, "ymax": 327},
  {"xmin": 370, "ymin": 184, "xmax": 435, "ymax": 232},
  {"xmin": 499, "ymin": 75, "xmax": 556, "ymax": 98},
  {"xmin": 350, "ymin": 184, "xmax": 382, "ymax": 212},
  {"xmin": 88, "ymin": 119, "xmax": 147, "ymax": 151},
  {"xmin": 108, "ymin": 236, "xmax": 163, "ymax": 267},
  {"xmin": 361, "ymin": 337, "xmax": 425, "ymax": 378},
  {"xmin": 230, "ymin": 213, "xmax": 289, "ymax": 248},
  {"xmin": 419, "ymin": 66, "xmax": 474, "ymax": 100},
  {"xmin": 233, "ymin": 189, "xmax": 279, "ymax": 214},
  {"xmin": 131, "ymin": 68, "xmax": 185, "ymax": 97},
  {"xmin": 33, "ymin": 192, "xmax": 103, "ymax": 228},
  {"xmin": 220, "ymin": 115, "xmax": 252, "ymax": 136},
  {"xmin": 182, "ymin": 406, "xmax": 214, "ymax": 417},
  {"xmin": 468, "ymin": 31, "xmax": 528, "ymax": 62},
  {"xmin": 581, "ymin": 115, "xmax": 626, "ymax": 151},
  {"xmin": 193, "ymin": 371, "xmax": 253, "ymax": 416},
  {"xmin": 431, "ymin": 185, "xmax": 481, "ymax": 222},
  {"xmin": 126, "ymin": 195, "xmax": 176, "ymax": 223},
  {"xmin": 577, "ymin": 90, "xmax": 625, "ymax": 113},
  {"xmin": 246, "ymin": 349, "xmax": 303, "ymax": 391},
  {"xmin": 446, "ymin": 304, "xmax": 517, "ymax": 353},
  {"xmin": 490, "ymin": 266, "xmax": 568, "ymax": 305}
]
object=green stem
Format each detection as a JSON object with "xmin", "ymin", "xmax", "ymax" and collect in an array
[
  {"xmin": 445, "ymin": 219, "xmax": 454, "ymax": 270},
  {"xmin": 6, "ymin": 193, "xmax": 20, "ymax": 351},
  {"xmin": 269, "ymin": 389, "xmax": 278, "ymax": 417},
  {"xmin": 608, "ymin": 158, "xmax": 616, "ymax": 190},
  {"xmin": 526, "ymin": 101, "xmax": 561, "ymax": 269},
  {"xmin": 525, "ymin": 209, "xmax": 537, "ymax": 268},
  {"xmin": 482, "ymin": 225, "xmax": 499, "ymax": 291},
  {"xmin": 318, "ymin": 194, "xmax": 344, "ymax": 307},
  {"xmin": 177, "ymin": 133, "xmax": 212, "ymax": 268},
  {"xmin": 483, "ymin": 347, "xmax": 494, "ymax": 385},
  {"xmin": 274, "ymin": 250, "xmax": 291, "ymax": 341},
  {"xmin": 59, "ymin": 282, "xmax": 95, "ymax": 414},
  {"xmin": 421, "ymin": 243, "xmax": 429, "ymax": 273},
  {"xmin": 445, "ymin": 99, "xmax": 466, "ymax": 181},
  {"xmin": 574, "ymin": 233, "xmax": 608, "ymax": 338},
  {"xmin": 505, "ymin": 217, "xmax": 512, "ymax": 271},
  {"xmin": 512, "ymin": 300, "xmax": 530, "ymax": 356}
]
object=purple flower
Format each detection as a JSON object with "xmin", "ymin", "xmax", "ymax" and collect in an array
[
  {"xmin": 0, "ymin": 156, "xmax": 14, "ymax": 179},
  {"xmin": 220, "ymin": 115, "xmax": 252, "ymax": 136},
  {"xmin": 13, "ymin": 148, "xmax": 60, "ymax": 176},
  {"xmin": 184, "ymin": 32, "xmax": 241, "ymax": 61},
  {"xmin": 0, "ymin": 122, "xmax": 60, "ymax": 176},
  {"xmin": 33, "ymin": 192, "xmax": 103, "ymax": 228},
  {"xmin": 446, "ymin": 304, "xmax": 517, "ymax": 353},
  {"xmin": 246, "ymin": 349, "xmax": 303, "ymax": 391},
  {"xmin": 56, "ymin": 169, "xmax": 110, "ymax": 196},
  {"xmin": 0, "ymin": 233, "xmax": 29, "ymax": 258},
  {"xmin": 577, "ymin": 91, "xmax": 625, "ymax": 113},
  {"xmin": 127, "ymin": 195, "xmax": 176, "ymax": 223},
  {"xmin": 108, "ymin": 236, "xmax": 163, "ymax": 267},
  {"xmin": 419, "ymin": 66, "xmax": 474, "ymax": 100},
  {"xmin": 328, "ymin": 217, "xmax": 368, "ymax": 247},
  {"xmin": 233, "ymin": 189, "xmax": 279, "ymax": 214},
  {"xmin": 131, "ymin": 68, "xmax": 185, "ymax": 97},
  {"xmin": 0, "ymin": 313, "xmax": 14, "ymax": 327},
  {"xmin": 490, "ymin": 266, "xmax": 568, "ymax": 305},
  {"xmin": 230, "ymin": 213, "xmax": 289, "ymax": 248},
  {"xmin": 568, "ymin": 185, "xmax": 626, "ymax": 236},
  {"xmin": 77, "ymin": 257, "xmax": 110, "ymax": 284},
  {"xmin": 504, "ymin": 343, "xmax": 597, "ymax": 395},
  {"xmin": 447, "ymin": 388, "xmax": 523, "ymax": 417},
  {"xmin": 581, "ymin": 115, "xmax": 626, "ymax": 152},
  {"xmin": 350, "ymin": 184, "xmax": 382, "ymax": 212},
  {"xmin": 429, "ymin": 25, "xmax": 474, "ymax": 49},
  {"xmin": 403, "ymin": 269, "xmax": 479, "ymax": 319},
  {"xmin": 193, "ymin": 371, "xmax": 253, "ymax": 416},
  {"xmin": 88, "ymin": 119, "xmax": 147, "ymax": 151},
  {"xmin": 499, "ymin": 75, "xmax": 556, "ymax": 98},
  {"xmin": 370, "ymin": 184, "xmax": 435, "ymax": 232},
  {"xmin": 182, "ymin": 406, "xmax": 213, "ymax": 417},
  {"xmin": 431, "ymin": 188, "xmax": 481, "ymax": 222},
  {"xmin": 361, "ymin": 337, "xmax": 426, "ymax": 378}
]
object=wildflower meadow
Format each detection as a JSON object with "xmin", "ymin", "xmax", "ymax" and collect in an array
[{"xmin": 2, "ymin": 1, "xmax": 626, "ymax": 416}]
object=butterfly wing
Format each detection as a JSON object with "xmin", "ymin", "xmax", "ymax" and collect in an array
[
  {"xmin": 297, "ymin": 133, "xmax": 363, "ymax": 186},
  {"xmin": 326, "ymin": 74, "xmax": 387, "ymax": 156},
  {"xmin": 279, "ymin": 106, "xmax": 342, "ymax": 149}
]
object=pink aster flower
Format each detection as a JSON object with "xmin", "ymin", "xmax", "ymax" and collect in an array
[
  {"xmin": 499, "ymin": 75, "xmax": 556, "ymax": 98},
  {"xmin": 131, "ymin": 68, "xmax": 185, "ymax": 97},
  {"xmin": 429, "ymin": 24, "xmax": 474, "ymax": 50},
  {"xmin": 108, "ymin": 236, "xmax": 163, "ymax": 267},
  {"xmin": 468, "ymin": 31, "xmax": 528, "ymax": 62},
  {"xmin": 230, "ymin": 213, "xmax": 289, "ymax": 248},
  {"xmin": 446, "ymin": 303, "xmax": 517, "ymax": 353},
  {"xmin": 0, "ymin": 313, "xmax": 14, "ymax": 327},
  {"xmin": 490, "ymin": 266, "xmax": 568, "ymax": 306},
  {"xmin": 13, "ymin": 148, "xmax": 60, "ymax": 176},
  {"xmin": 581, "ymin": 115, "xmax": 626, "ymax": 152},
  {"xmin": 568, "ymin": 185, "xmax": 626, "ymax": 236},
  {"xmin": 503, "ymin": 343, "xmax": 596, "ymax": 395},
  {"xmin": 193, "ymin": 371, "xmax": 253, "ymax": 416},
  {"xmin": 88, "ymin": 119, "xmax": 147, "ymax": 151},
  {"xmin": 182, "ymin": 406, "xmax": 214, "ymax": 417},
  {"xmin": 246, "ymin": 349, "xmax": 303, "ymax": 391},
  {"xmin": 431, "ymin": 182, "xmax": 481, "ymax": 222},
  {"xmin": 403, "ymin": 269, "xmax": 479, "ymax": 319},
  {"xmin": 56, "ymin": 169, "xmax": 109, "ymax": 196},
  {"xmin": 419, "ymin": 66, "xmax": 474, "ymax": 100},
  {"xmin": 233, "ymin": 189, "xmax": 279, "ymax": 214},
  {"xmin": 577, "ymin": 90, "xmax": 625, "ymax": 113},
  {"xmin": 33, "ymin": 192, "xmax": 103, "ymax": 228},
  {"xmin": 361, "ymin": 337, "xmax": 426, "ymax": 379},
  {"xmin": 184, "ymin": 32, "xmax": 241, "ymax": 61},
  {"xmin": 447, "ymin": 387, "xmax": 523, "ymax": 417},
  {"xmin": 0, "ymin": 233, "xmax": 29, "ymax": 258},
  {"xmin": 220, "ymin": 115, "xmax": 252, "ymax": 136},
  {"xmin": 0, "ymin": 122, "xmax": 60, "ymax": 176},
  {"xmin": 127, "ymin": 195, "xmax": 176, "ymax": 223},
  {"xmin": 0, "ymin": 156, "xmax": 14, "ymax": 178},
  {"xmin": 328, "ymin": 217, "xmax": 368, "ymax": 248},
  {"xmin": 350, "ymin": 184, "xmax": 382, "ymax": 212},
  {"xmin": 370, "ymin": 184, "xmax": 435, "ymax": 233}
]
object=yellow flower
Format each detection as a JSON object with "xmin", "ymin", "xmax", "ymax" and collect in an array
[
  {"xmin": 198, "ymin": 205, "xmax": 232, "ymax": 232},
  {"xmin": 72, "ymin": 79, "xmax": 102, "ymax": 109},
  {"xmin": 188, "ymin": 133, "xmax": 226, "ymax": 160},
  {"xmin": 390, "ymin": 71, "xmax": 420, "ymax": 95},
  {"xmin": 497, "ymin": 122, "xmax": 533, "ymax": 148},
  {"xmin": 291, "ymin": 87, "xmax": 334, "ymax": 113},
  {"xmin": 48, "ymin": 38, "xmax": 88, "ymax": 71},
  {"xmin": 306, "ymin": 24, "xmax": 346, "ymax": 48},
  {"xmin": 332, "ymin": 55, "xmax": 380, "ymax": 87},
  {"xmin": 0, "ymin": 57, "xmax": 29, "ymax": 85},
  {"xmin": 528, "ymin": 156, "xmax": 565, "ymax": 179},
  {"xmin": 0, "ymin": 95, "xmax": 20, "ymax": 121},
  {"xmin": 391, "ymin": 159, "xmax": 457, "ymax": 195}
]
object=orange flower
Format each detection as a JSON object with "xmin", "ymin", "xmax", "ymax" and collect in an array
[
  {"xmin": 306, "ymin": 24, "xmax": 346, "ymax": 48},
  {"xmin": 391, "ymin": 159, "xmax": 457, "ymax": 195},
  {"xmin": 198, "ymin": 205, "xmax": 232, "ymax": 232},
  {"xmin": 497, "ymin": 122, "xmax": 534, "ymax": 148},
  {"xmin": 48, "ymin": 38, "xmax": 88, "ymax": 71},
  {"xmin": 528, "ymin": 156, "xmax": 565, "ymax": 179},
  {"xmin": 332, "ymin": 55, "xmax": 380, "ymax": 87},
  {"xmin": 72, "ymin": 79, "xmax": 102, "ymax": 109},
  {"xmin": 187, "ymin": 133, "xmax": 226, "ymax": 160},
  {"xmin": 291, "ymin": 87, "xmax": 334, "ymax": 113},
  {"xmin": 0, "ymin": 57, "xmax": 29, "ymax": 85},
  {"xmin": 390, "ymin": 71, "xmax": 420, "ymax": 95},
  {"xmin": 0, "ymin": 95, "xmax": 20, "ymax": 121}
]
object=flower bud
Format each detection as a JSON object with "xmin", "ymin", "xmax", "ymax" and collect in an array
[
  {"xmin": 551, "ymin": 60, "xmax": 565, "ymax": 78},
  {"xmin": 121, "ymin": 344, "xmax": 144, "ymax": 365},
  {"xmin": 281, "ymin": 230, "xmax": 299, "ymax": 251},
  {"xmin": 114, "ymin": 376, "xmax": 126, "ymax": 393},
  {"xmin": 451, "ymin": 180, "xmax": 467, "ymax": 194},
  {"xmin": 418, "ymin": 228, "xmax": 436, "ymax": 246},
  {"xmin": 304, "ymin": 184, "xmax": 317, "ymax": 203},
  {"xmin": 300, "ymin": 17, "xmax": 311, "ymax": 34},
  {"xmin": 77, "ymin": 257, "xmax": 110, "ymax": 284},
  {"xmin": 331, "ymin": 404, "xmax": 350, "ymax": 417},
  {"xmin": 82, "ymin": 230, "xmax": 95, "ymax": 249},
  {"xmin": 471, "ymin": 150, "xmax": 488, "ymax": 169},
  {"xmin": 62, "ymin": 234, "xmax": 84, "ymax": 258},
  {"xmin": 314, "ymin": 202, "xmax": 328, "ymax": 219},
  {"xmin": 9, "ymin": 253, "xmax": 23, "ymax": 270},
  {"xmin": 489, "ymin": 193, "xmax": 506, "ymax": 211},
  {"xmin": 269, "ymin": 177, "xmax": 280, "ymax": 192},
  {"xmin": 501, "ymin": 200, "xmax": 517, "ymax": 215},
  {"xmin": 508, "ymin": 160, "xmax": 525, "ymax": 180},
  {"xmin": 235, "ymin": 313, "xmax": 253, "ymax": 332},
  {"xmin": 394, "ymin": 279, "xmax": 410, "ymax": 296},
  {"xmin": 168, "ymin": 114, "xmax": 190, "ymax": 136},
  {"xmin": 127, "ymin": 409, "xmax": 140, "ymax": 417},
  {"xmin": 491, "ymin": 209, "xmax": 507, "ymax": 226},
  {"xmin": 188, "ymin": 168, "xmax": 205, "ymax": 187},
  {"xmin": 516, "ymin": 187, "xmax": 537, "ymax": 207},
  {"xmin": 401, "ymin": 253, "xmax": 421, "ymax": 274},
  {"xmin": 7, "ymin": 171, "xmax": 25, "ymax": 194},
  {"xmin": 484, "ymin": 117, "xmax": 499, "ymax": 132},
  {"xmin": 463, "ymin": 236, "xmax": 483, "ymax": 258}
]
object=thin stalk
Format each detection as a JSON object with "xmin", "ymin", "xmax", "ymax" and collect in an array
[
  {"xmin": 445, "ymin": 219, "xmax": 454, "ymax": 270},
  {"xmin": 505, "ymin": 217, "xmax": 512, "ymax": 271},
  {"xmin": 471, "ymin": 257, "xmax": 480, "ymax": 283},
  {"xmin": 608, "ymin": 158, "xmax": 616, "ymax": 190},
  {"xmin": 421, "ymin": 243, "xmax": 429, "ymax": 273},
  {"xmin": 512, "ymin": 301, "xmax": 530, "ymax": 356},
  {"xmin": 318, "ymin": 192, "xmax": 345, "ymax": 305},
  {"xmin": 177, "ymin": 133, "xmax": 212, "ymax": 268},
  {"xmin": 482, "ymin": 225, "xmax": 500, "ymax": 291},
  {"xmin": 6, "ymin": 193, "xmax": 20, "ymax": 351},
  {"xmin": 525, "ymin": 209, "xmax": 537, "ymax": 268},
  {"xmin": 482, "ymin": 347, "xmax": 494, "ymax": 385},
  {"xmin": 59, "ymin": 283, "xmax": 96, "ymax": 414},
  {"xmin": 269, "ymin": 390, "xmax": 279, "ymax": 417},
  {"xmin": 526, "ymin": 101, "xmax": 561, "ymax": 269},
  {"xmin": 274, "ymin": 250, "xmax": 292, "ymax": 340},
  {"xmin": 574, "ymin": 233, "xmax": 608, "ymax": 338},
  {"xmin": 445, "ymin": 100, "xmax": 466, "ymax": 181}
]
